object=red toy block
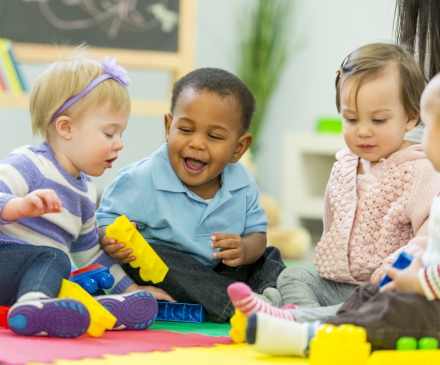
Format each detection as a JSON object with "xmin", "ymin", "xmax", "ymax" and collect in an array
[{"xmin": 0, "ymin": 306, "xmax": 10, "ymax": 329}]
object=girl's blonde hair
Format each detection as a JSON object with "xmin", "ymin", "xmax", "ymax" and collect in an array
[
  {"xmin": 335, "ymin": 43, "xmax": 425, "ymax": 124},
  {"xmin": 30, "ymin": 45, "xmax": 131, "ymax": 140}
]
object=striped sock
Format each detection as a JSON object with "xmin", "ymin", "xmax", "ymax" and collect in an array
[{"xmin": 227, "ymin": 282, "xmax": 295, "ymax": 321}]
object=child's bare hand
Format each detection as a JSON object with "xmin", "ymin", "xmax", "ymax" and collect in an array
[
  {"xmin": 126, "ymin": 283, "xmax": 176, "ymax": 302},
  {"xmin": 100, "ymin": 222, "xmax": 136, "ymax": 263},
  {"xmin": 211, "ymin": 232, "xmax": 245, "ymax": 267},
  {"xmin": 370, "ymin": 265, "xmax": 387, "ymax": 285},
  {"xmin": 379, "ymin": 256, "xmax": 424, "ymax": 295},
  {"xmin": 1, "ymin": 189, "xmax": 62, "ymax": 221}
]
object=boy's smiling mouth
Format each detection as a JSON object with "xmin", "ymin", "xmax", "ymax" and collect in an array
[{"xmin": 184, "ymin": 157, "xmax": 207, "ymax": 173}]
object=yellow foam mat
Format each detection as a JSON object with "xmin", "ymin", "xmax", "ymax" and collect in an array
[{"xmin": 27, "ymin": 344, "xmax": 310, "ymax": 365}]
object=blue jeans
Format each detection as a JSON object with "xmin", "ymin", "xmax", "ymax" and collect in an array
[
  {"xmin": 0, "ymin": 244, "xmax": 71, "ymax": 305},
  {"xmin": 122, "ymin": 244, "xmax": 286, "ymax": 323}
]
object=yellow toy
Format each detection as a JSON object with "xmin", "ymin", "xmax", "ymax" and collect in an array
[
  {"xmin": 309, "ymin": 324, "xmax": 371, "ymax": 365},
  {"xmin": 106, "ymin": 215, "xmax": 169, "ymax": 284},
  {"xmin": 368, "ymin": 349, "xmax": 440, "ymax": 364},
  {"xmin": 229, "ymin": 309, "xmax": 247, "ymax": 343},
  {"xmin": 58, "ymin": 279, "xmax": 117, "ymax": 337}
]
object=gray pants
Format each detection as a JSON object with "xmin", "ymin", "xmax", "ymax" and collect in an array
[{"xmin": 271, "ymin": 266, "xmax": 358, "ymax": 322}]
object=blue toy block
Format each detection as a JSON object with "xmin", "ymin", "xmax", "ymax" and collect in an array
[
  {"xmin": 156, "ymin": 302, "xmax": 206, "ymax": 323},
  {"xmin": 378, "ymin": 252, "xmax": 414, "ymax": 288},
  {"xmin": 70, "ymin": 264, "xmax": 115, "ymax": 294}
]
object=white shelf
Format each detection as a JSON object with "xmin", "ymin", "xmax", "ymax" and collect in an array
[{"xmin": 281, "ymin": 132, "xmax": 346, "ymax": 225}]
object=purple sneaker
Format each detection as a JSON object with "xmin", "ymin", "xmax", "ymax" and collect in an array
[
  {"xmin": 96, "ymin": 290, "xmax": 158, "ymax": 330},
  {"xmin": 7, "ymin": 298, "xmax": 90, "ymax": 338}
]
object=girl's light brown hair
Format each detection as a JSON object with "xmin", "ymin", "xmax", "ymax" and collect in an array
[
  {"xmin": 30, "ymin": 45, "xmax": 131, "ymax": 140},
  {"xmin": 335, "ymin": 43, "xmax": 425, "ymax": 124}
]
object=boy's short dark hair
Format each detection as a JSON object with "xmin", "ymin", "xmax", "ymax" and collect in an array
[{"xmin": 171, "ymin": 67, "xmax": 256, "ymax": 133}]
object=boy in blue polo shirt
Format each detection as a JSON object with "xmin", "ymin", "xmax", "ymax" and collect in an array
[{"xmin": 96, "ymin": 68, "xmax": 286, "ymax": 323}]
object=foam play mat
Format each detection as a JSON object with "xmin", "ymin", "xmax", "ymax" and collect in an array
[{"xmin": 0, "ymin": 321, "xmax": 309, "ymax": 365}]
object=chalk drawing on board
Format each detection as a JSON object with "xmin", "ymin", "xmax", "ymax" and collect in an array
[{"xmin": 21, "ymin": 0, "xmax": 178, "ymax": 39}]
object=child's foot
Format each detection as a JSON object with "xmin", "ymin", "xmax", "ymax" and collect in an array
[
  {"xmin": 227, "ymin": 282, "xmax": 295, "ymax": 321},
  {"xmin": 246, "ymin": 312, "xmax": 319, "ymax": 356},
  {"xmin": 96, "ymin": 290, "xmax": 158, "ymax": 330},
  {"xmin": 7, "ymin": 298, "xmax": 90, "ymax": 338}
]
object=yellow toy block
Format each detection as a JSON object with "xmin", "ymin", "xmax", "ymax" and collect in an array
[
  {"xmin": 106, "ymin": 215, "xmax": 169, "ymax": 284},
  {"xmin": 309, "ymin": 324, "xmax": 371, "ymax": 365},
  {"xmin": 58, "ymin": 279, "xmax": 116, "ymax": 337},
  {"xmin": 229, "ymin": 309, "xmax": 247, "ymax": 343},
  {"xmin": 368, "ymin": 349, "xmax": 440, "ymax": 365}
]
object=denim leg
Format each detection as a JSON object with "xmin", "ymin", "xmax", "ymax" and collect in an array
[
  {"xmin": 325, "ymin": 284, "xmax": 440, "ymax": 350},
  {"xmin": 122, "ymin": 245, "xmax": 286, "ymax": 323},
  {"xmin": 277, "ymin": 266, "xmax": 358, "ymax": 307},
  {"xmin": 0, "ymin": 244, "xmax": 71, "ymax": 305}
]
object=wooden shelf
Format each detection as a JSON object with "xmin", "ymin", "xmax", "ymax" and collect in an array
[
  {"xmin": 0, "ymin": 93, "xmax": 169, "ymax": 117},
  {"xmin": 281, "ymin": 132, "xmax": 347, "ymax": 226}
]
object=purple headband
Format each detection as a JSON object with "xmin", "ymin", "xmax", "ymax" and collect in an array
[{"xmin": 50, "ymin": 56, "xmax": 130, "ymax": 122}]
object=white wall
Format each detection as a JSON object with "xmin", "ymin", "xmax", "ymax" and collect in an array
[{"xmin": 0, "ymin": 0, "xmax": 396, "ymax": 199}]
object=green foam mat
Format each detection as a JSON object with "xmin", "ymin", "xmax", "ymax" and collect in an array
[{"xmin": 150, "ymin": 320, "xmax": 231, "ymax": 337}]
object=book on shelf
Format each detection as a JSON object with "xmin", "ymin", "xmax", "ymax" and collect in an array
[{"xmin": 0, "ymin": 38, "xmax": 26, "ymax": 95}]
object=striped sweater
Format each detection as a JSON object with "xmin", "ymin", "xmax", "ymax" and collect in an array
[
  {"xmin": 0, "ymin": 142, "xmax": 133, "ymax": 294},
  {"xmin": 419, "ymin": 193, "xmax": 440, "ymax": 300}
]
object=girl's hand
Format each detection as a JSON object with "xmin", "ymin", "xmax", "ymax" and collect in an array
[
  {"xmin": 100, "ymin": 222, "xmax": 136, "ymax": 263},
  {"xmin": 370, "ymin": 265, "xmax": 387, "ymax": 285},
  {"xmin": 125, "ymin": 283, "xmax": 176, "ymax": 302},
  {"xmin": 379, "ymin": 256, "xmax": 424, "ymax": 294},
  {"xmin": 211, "ymin": 232, "xmax": 245, "ymax": 267},
  {"xmin": 1, "ymin": 189, "xmax": 62, "ymax": 221}
]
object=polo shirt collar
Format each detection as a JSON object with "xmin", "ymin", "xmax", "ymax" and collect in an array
[{"xmin": 151, "ymin": 143, "xmax": 251, "ymax": 193}]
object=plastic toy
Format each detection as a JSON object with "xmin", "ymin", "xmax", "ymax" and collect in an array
[
  {"xmin": 156, "ymin": 301, "xmax": 206, "ymax": 323},
  {"xmin": 378, "ymin": 252, "xmax": 414, "ymax": 287},
  {"xmin": 397, "ymin": 336, "xmax": 438, "ymax": 350},
  {"xmin": 106, "ymin": 215, "xmax": 169, "ymax": 284},
  {"xmin": 69, "ymin": 263, "xmax": 114, "ymax": 294},
  {"xmin": 316, "ymin": 117, "xmax": 342, "ymax": 133},
  {"xmin": 368, "ymin": 349, "xmax": 440, "ymax": 364},
  {"xmin": 58, "ymin": 279, "xmax": 116, "ymax": 337},
  {"xmin": 229, "ymin": 308, "xmax": 247, "ymax": 343},
  {"xmin": 309, "ymin": 324, "xmax": 371, "ymax": 365},
  {"xmin": 0, "ymin": 306, "xmax": 10, "ymax": 329}
]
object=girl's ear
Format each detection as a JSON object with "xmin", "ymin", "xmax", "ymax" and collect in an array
[
  {"xmin": 164, "ymin": 113, "xmax": 172, "ymax": 141},
  {"xmin": 230, "ymin": 133, "xmax": 253, "ymax": 163},
  {"xmin": 54, "ymin": 116, "xmax": 73, "ymax": 140},
  {"xmin": 406, "ymin": 114, "xmax": 419, "ymax": 132}
]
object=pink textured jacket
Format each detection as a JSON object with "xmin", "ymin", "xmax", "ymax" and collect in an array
[{"xmin": 314, "ymin": 145, "xmax": 440, "ymax": 285}]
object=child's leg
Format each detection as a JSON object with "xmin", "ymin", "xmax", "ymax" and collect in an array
[
  {"xmin": 0, "ymin": 244, "xmax": 71, "ymax": 304},
  {"xmin": 277, "ymin": 266, "xmax": 358, "ymax": 307},
  {"xmin": 1, "ymin": 245, "xmax": 91, "ymax": 337},
  {"xmin": 227, "ymin": 282, "xmax": 295, "ymax": 320},
  {"xmin": 325, "ymin": 283, "xmax": 440, "ymax": 350},
  {"xmin": 246, "ymin": 312, "xmax": 320, "ymax": 356},
  {"xmin": 95, "ymin": 291, "xmax": 158, "ymax": 330}
]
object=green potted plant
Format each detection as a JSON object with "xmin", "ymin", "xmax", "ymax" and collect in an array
[{"xmin": 236, "ymin": 0, "xmax": 294, "ymax": 155}]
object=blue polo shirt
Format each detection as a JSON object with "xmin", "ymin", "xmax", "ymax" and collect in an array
[{"xmin": 96, "ymin": 144, "xmax": 268, "ymax": 268}]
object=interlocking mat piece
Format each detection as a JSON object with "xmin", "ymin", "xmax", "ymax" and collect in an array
[
  {"xmin": 0, "ymin": 327, "xmax": 232, "ymax": 365},
  {"xmin": 28, "ymin": 344, "xmax": 310, "ymax": 365}
]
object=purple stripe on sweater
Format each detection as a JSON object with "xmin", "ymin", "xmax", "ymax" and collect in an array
[
  {"xmin": 0, "ymin": 181, "xmax": 12, "ymax": 195},
  {"xmin": 70, "ymin": 231, "xmax": 100, "ymax": 253},
  {"xmin": 1, "ymin": 153, "xmax": 44, "ymax": 192},
  {"xmin": 0, "ymin": 234, "xmax": 33, "ymax": 246},
  {"xmin": 42, "ymin": 180, "xmax": 96, "ymax": 223}
]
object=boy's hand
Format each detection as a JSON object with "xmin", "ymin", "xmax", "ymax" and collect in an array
[
  {"xmin": 211, "ymin": 232, "xmax": 245, "ymax": 267},
  {"xmin": 100, "ymin": 221, "xmax": 136, "ymax": 264},
  {"xmin": 1, "ymin": 189, "xmax": 62, "ymax": 221},
  {"xmin": 379, "ymin": 256, "xmax": 424, "ymax": 295},
  {"xmin": 126, "ymin": 283, "xmax": 176, "ymax": 302},
  {"xmin": 370, "ymin": 265, "xmax": 387, "ymax": 285}
]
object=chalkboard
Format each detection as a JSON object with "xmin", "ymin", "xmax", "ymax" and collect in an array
[{"xmin": 0, "ymin": 0, "xmax": 179, "ymax": 53}]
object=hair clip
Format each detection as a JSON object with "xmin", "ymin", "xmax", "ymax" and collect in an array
[{"xmin": 336, "ymin": 69, "xmax": 342, "ymax": 77}]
